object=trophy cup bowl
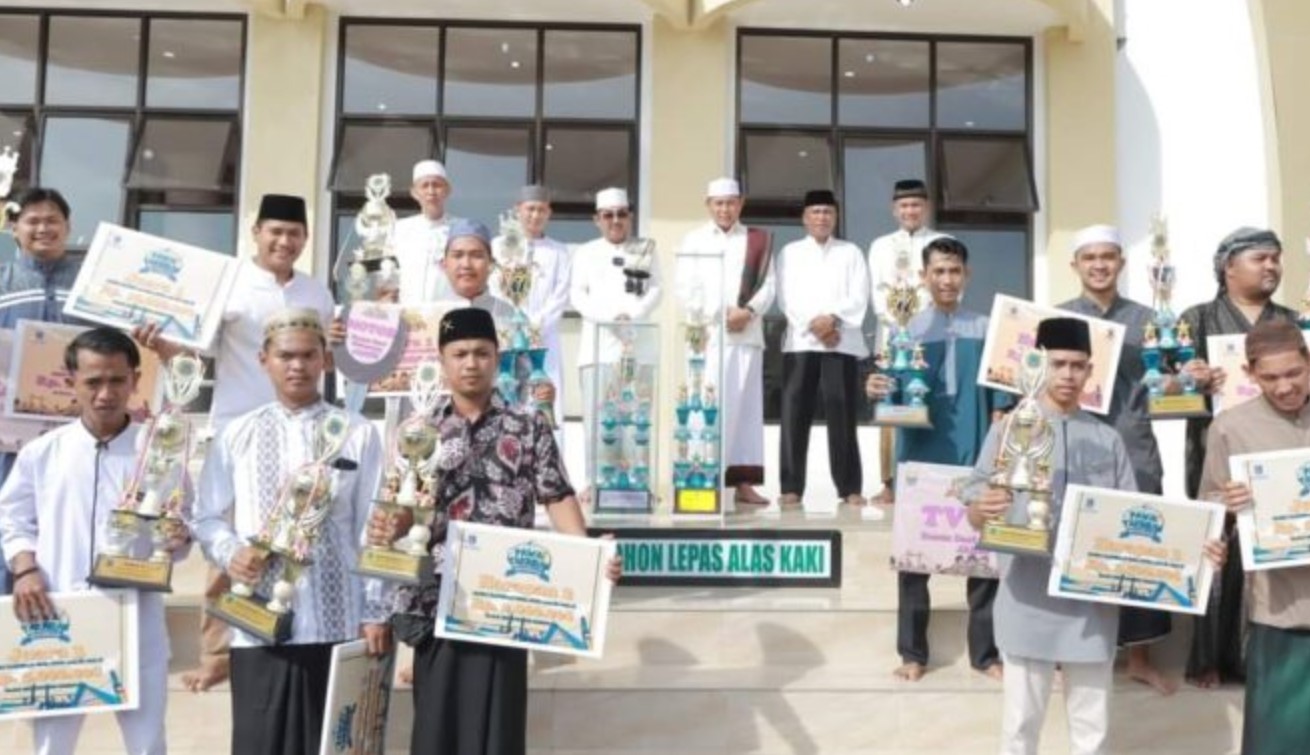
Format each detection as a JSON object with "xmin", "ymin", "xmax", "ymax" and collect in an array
[{"xmin": 357, "ymin": 418, "xmax": 438, "ymax": 584}]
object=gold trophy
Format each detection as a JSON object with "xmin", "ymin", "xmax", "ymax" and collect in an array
[
  {"xmin": 209, "ymin": 409, "xmax": 353, "ymax": 644},
  {"xmin": 979, "ymin": 347, "xmax": 1056, "ymax": 555},
  {"xmin": 356, "ymin": 361, "xmax": 444, "ymax": 583},
  {"xmin": 494, "ymin": 211, "xmax": 555, "ymax": 425},
  {"xmin": 1141, "ymin": 216, "xmax": 1208, "ymax": 418},
  {"xmin": 872, "ymin": 242, "xmax": 932, "ymax": 427},
  {"xmin": 90, "ymin": 354, "xmax": 204, "ymax": 592}
]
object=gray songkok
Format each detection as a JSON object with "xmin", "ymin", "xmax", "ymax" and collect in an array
[
  {"xmin": 445, "ymin": 218, "xmax": 492, "ymax": 252},
  {"xmin": 518, "ymin": 184, "xmax": 551, "ymax": 204},
  {"xmin": 1214, "ymin": 226, "xmax": 1281, "ymax": 288}
]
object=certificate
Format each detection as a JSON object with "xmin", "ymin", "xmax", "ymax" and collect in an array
[
  {"xmin": 63, "ymin": 222, "xmax": 241, "ymax": 351},
  {"xmin": 1049, "ymin": 485, "xmax": 1224, "ymax": 615},
  {"xmin": 435, "ymin": 522, "xmax": 615, "ymax": 658},
  {"xmin": 1208, "ymin": 332, "xmax": 1310, "ymax": 414},
  {"xmin": 978, "ymin": 294, "xmax": 1125, "ymax": 415},
  {"xmin": 318, "ymin": 640, "xmax": 394, "ymax": 755},
  {"xmin": 1229, "ymin": 448, "xmax": 1310, "ymax": 570},
  {"xmin": 0, "ymin": 329, "xmax": 58, "ymax": 452},
  {"xmin": 7, "ymin": 321, "xmax": 163, "ymax": 422},
  {"xmin": 368, "ymin": 304, "xmax": 451, "ymax": 397},
  {"xmin": 890, "ymin": 462, "xmax": 998, "ymax": 579},
  {"xmin": 0, "ymin": 590, "xmax": 139, "ymax": 721}
]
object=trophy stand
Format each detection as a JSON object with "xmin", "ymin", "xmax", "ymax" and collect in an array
[
  {"xmin": 592, "ymin": 322, "xmax": 658, "ymax": 516},
  {"xmin": 494, "ymin": 211, "xmax": 555, "ymax": 425},
  {"xmin": 871, "ymin": 246, "xmax": 932, "ymax": 428},
  {"xmin": 1141, "ymin": 216, "xmax": 1208, "ymax": 419},
  {"xmin": 671, "ymin": 255, "xmax": 726, "ymax": 517}
]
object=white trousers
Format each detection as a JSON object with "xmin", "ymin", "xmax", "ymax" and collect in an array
[
  {"xmin": 721, "ymin": 344, "xmax": 765, "ymax": 471},
  {"xmin": 1000, "ymin": 654, "xmax": 1112, "ymax": 755},
  {"xmin": 32, "ymin": 651, "xmax": 169, "ymax": 755}
]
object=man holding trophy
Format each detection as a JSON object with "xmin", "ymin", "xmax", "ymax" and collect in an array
[
  {"xmin": 1, "ymin": 328, "xmax": 190, "ymax": 755},
  {"xmin": 193, "ymin": 309, "xmax": 387, "ymax": 755}
]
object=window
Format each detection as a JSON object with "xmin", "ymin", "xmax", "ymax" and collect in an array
[
  {"xmin": 0, "ymin": 11, "xmax": 245, "ymax": 251},
  {"xmin": 331, "ymin": 20, "xmax": 641, "ymax": 272},
  {"xmin": 737, "ymin": 30, "xmax": 1035, "ymax": 422}
]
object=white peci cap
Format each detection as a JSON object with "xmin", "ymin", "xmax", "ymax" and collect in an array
[
  {"xmin": 595, "ymin": 187, "xmax": 630, "ymax": 211},
  {"xmin": 411, "ymin": 159, "xmax": 448, "ymax": 184},
  {"xmin": 1071, "ymin": 224, "xmax": 1121, "ymax": 255},
  {"xmin": 706, "ymin": 178, "xmax": 741, "ymax": 198}
]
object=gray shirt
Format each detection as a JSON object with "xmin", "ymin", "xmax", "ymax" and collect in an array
[
  {"xmin": 963, "ymin": 405, "xmax": 1137, "ymax": 663},
  {"xmin": 1058, "ymin": 295, "xmax": 1163, "ymax": 494}
]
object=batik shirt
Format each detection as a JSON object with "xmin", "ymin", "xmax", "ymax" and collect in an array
[{"xmin": 388, "ymin": 392, "xmax": 573, "ymax": 622}]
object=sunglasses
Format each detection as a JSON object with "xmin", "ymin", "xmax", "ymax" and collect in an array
[{"xmin": 599, "ymin": 209, "xmax": 631, "ymax": 220}]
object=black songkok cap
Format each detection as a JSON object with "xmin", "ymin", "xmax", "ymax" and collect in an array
[
  {"xmin": 892, "ymin": 179, "xmax": 929, "ymax": 200},
  {"xmin": 1035, "ymin": 317, "xmax": 1092, "ymax": 355},
  {"xmin": 439, "ymin": 307, "xmax": 498, "ymax": 348},
  {"xmin": 257, "ymin": 194, "xmax": 308, "ymax": 226},
  {"xmin": 803, "ymin": 189, "xmax": 838, "ymax": 209}
]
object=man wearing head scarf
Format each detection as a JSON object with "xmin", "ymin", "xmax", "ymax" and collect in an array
[
  {"xmin": 1200, "ymin": 320, "xmax": 1310, "ymax": 753},
  {"xmin": 1058, "ymin": 224, "xmax": 1175, "ymax": 694},
  {"xmin": 1177, "ymin": 226, "xmax": 1296, "ymax": 688},
  {"xmin": 393, "ymin": 159, "xmax": 464, "ymax": 305},
  {"xmin": 776, "ymin": 189, "xmax": 869, "ymax": 509},
  {"xmin": 676, "ymin": 178, "xmax": 776, "ymax": 506}
]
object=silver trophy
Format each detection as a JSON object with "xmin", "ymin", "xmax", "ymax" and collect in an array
[
  {"xmin": 0, "ymin": 145, "xmax": 19, "ymax": 234},
  {"xmin": 337, "ymin": 174, "xmax": 399, "ymax": 304},
  {"xmin": 981, "ymin": 347, "xmax": 1056, "ymax": 554}
]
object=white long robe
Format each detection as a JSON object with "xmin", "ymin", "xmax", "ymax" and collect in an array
[{"xmin": 393, "ymin": 213, "xmax": 462, "ymax": 305}]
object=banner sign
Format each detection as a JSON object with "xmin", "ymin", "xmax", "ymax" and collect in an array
[{"xmin": 591, "ymin": 528, "xmax": 842, "ymax": 588}]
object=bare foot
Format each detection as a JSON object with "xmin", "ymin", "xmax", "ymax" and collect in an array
[
  {"xmin": 182, "ymin": 659, "xmax": 229, "ymax": 692},
  {"xmin": 893, "ymin": 662, "xmax": 926, "ymax": 681},
  {"xmin": 778, "ymin": 493, "xmax": 802, "ymax": 509},
  {"xmin": 1126, "ymin": 648, "xmax": 1178, "ymax": 696},
  {"xmin": 398, "ymin": 665, "xmax": 414, "ymax": 686},
  {"xmin": 734, "ymin": 485, "xmax": 768, "ymax": 505},
  {"xmin": 1186, "ymin": 670, "xmax": 1221, "ymax": 690},
  {"xmin": 980, "ymin": 663, "xmax": 1004, "ymax": 681},
  {"xmin": 872, "ymin": 486, "xmax": 894, "ymax": 505}
]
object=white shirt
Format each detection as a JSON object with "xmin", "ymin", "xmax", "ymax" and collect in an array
[
  {"xmin": 776, "ymin": 235, "xmax": 871, "ymax": 357},
  {"xmin": 676, "ymin": 221, "xmax": 777, "ymax": 350},
  {"xmin": 867, "ymin": 226, "xmax": 944, "ymax": 318},
  {"xmin": 394, "ymin": 213, "xmax": 462, "ymax": 305},
  {"xmin": 193, "ymin": 400, "xmax": 384, "ymax": 647},
  {"xmin": 569, "ymin": 236, "xmax": 663, "ymax": 366},
  {"xmin": 489, "ymin": 234, "xmax": 572, "ymax": 352},
  {"xmin": 209, "ymin": 262, "xmax": 335, "ymax": 432}
]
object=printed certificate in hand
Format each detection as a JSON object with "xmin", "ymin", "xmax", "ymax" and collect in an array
[
  {"xmin": 7, "ymin": 321, "xmax": 163, "ymax": 422},
  {"xmin": 890, "ymin": 462, "xmax": 998, "ymax": 579},
  {"xmin": 435, "ymin": 521, "xmax": 616, "ymax": 658},
  {"xmin": 318, "ymin": 640, "xmax": 394, "ymax": 755},
  {"xmin": 978, "ymin": 295, "xmax": 1125, "ymax": 415},
  {"xmin": 1208, "ymin": 332, "xmax": 1310, "ymax": 414},
  {"xmin": 367, "ymin": 304, "xmax": 450, "ymax": 397},
  {"xmin": 63, "ymin": 222, "xmax": 241, "ymax": 350},
  {"xmin": 0, "ymin": 590, "xmax": 139, "ymax": 721},
  {"xmin": 1048, "ymin": 485, "xmax": 1224, "ymax": 615},
  {"xmin": 1230, "ymin": 448, "xmax": 1310, "ymax": 570}
]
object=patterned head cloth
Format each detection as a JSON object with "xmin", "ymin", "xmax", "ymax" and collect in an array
[
  {"xmin": 263, "ymin": 307, "xmax": 323, "ymax": 339},
  {"xmin": 1214, "ymin": 226, "xmax": 1281, "ymax": 288}
]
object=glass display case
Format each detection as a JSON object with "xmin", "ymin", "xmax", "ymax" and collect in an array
[
  {"xmin": 671, "ymin": 250, "xmax": 726, "ymax": 516},
  {"xmin": 588, "ymin": 320, "xmax": 659, "ymax": 515}
]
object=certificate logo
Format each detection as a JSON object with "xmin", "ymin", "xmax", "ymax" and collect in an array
[
  {"xmin": 332, "ymin": 702, "xmax": 357, "ymax": 752},
  {"xmin": 1120, "ymin": 504, "xmax": 1165, "ymax": 543},
  {"xmin": 19, "ymin": 612, "xmax": 72, "ymax": 646},
  {"xmin": 1297, "ymin": 462, "xmax": 1310, "ymax": 497},
  {"xmin": 139, "ymin": 249, "xmax": 183, "ymax": 282},
  {"xmin": 505, "ymin": 541, "xmax": 552, "ymax": 581}
]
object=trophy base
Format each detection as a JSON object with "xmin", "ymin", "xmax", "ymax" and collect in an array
[
  {"xmin": 88, "ymin": 554, "xmax": 173, "ymax": 592},
  {"xmin": 674, "ymin": 488, "xmax": 721, "ymax": 515},
  {"xmin": 871, "ymin": 405, "xmax": 932, "ymax": 429},
  {"xmin": 1147, "ymin": 394, "xmax": 1209, "ymax": 419},
  {"xmin": 979, "ymin": 521, "xmax": 1052, "ymax": 556},
  {"xmin": 355, "ymin": 547, "xmax": 430, "ymax": 584},
  {"xmin": 594, "ymin": 488, "xmax": 652, "ymax": 515},
  {"xmin": 208, "ymin": 592, "xmax": 293, "ymax": 644}
]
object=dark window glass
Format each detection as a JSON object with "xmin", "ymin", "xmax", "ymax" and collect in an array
[
  {"xmin": 39, "ymin": 117, "xmax": 132, "ymax": 247},
  {"xmin": 443, "ymin": 126, "xmax": 531, "ymax": 224},
  {"xmin": 137, "ymin": 210, "xmax": 236, "ymax": 253},
  {"xmin": 841, "ymin": 137, "xmax": 927, "ymax": 246},
  {"xmin": 543, "ymin": 217, "xmax": 597, "ymax": 245},
  {"xmin": 146, "ymin": 19, "xmax": 243, "ymax": 110},
  {"xmin": 332, "ymin": 123, "xmax": 433, "ymax": 191},
  {"xmin": 543, "ymin": 127, "xmax": 632, "ymax": 205},
  {"xmin": 838, "ymin": 39, "xmax": 929, "ymax": 128},
  {"xmin": 443, "ymin": 28, "xmax": 537, "ymax": 118},
  {"xmin": 740, "ymin": 36, "xmax": 831, "ymax": 125},
  {"xmin": 45, "ymin": 16, "xmax": 141, "ymax": 107},
  {"xmin": 543, "ymin": 30, "xmax": 636, "ymax": 119},
  {"xmin": 939, "ymin": 226, "xmax": 1030, "ymax": 301},
  {"xmin": 742, "ymin": 132, "xmax": 833, "ymax": 201},
  {"xmin": 936, "ymin": 42, "xmax": 1026, "ymax": 131},
  {"xmin": 0, "ymin": 15, "xmax": 40, "ymax": 105},
  {"xmin": 939, "ymin": 136, "xmax": 1036, "ymax": 211},
  {"xmin": 127, "ymin": 118, "xmax": 237, "ymax": 191},
  {"xmin": 342, "ymin": 25, "xmax": 439, "ymax": 115}
]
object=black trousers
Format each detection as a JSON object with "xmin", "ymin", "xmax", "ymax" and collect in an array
[
  {"xmin": 1188, "ymin": 528, "xmax": 1247, "ymax": 682},
  {"xmin": 897, "ymin": 572, "xmax": 999, "ymax": 670},
  {"xmin": 779, "ymin": 352, "xmax": 862, "ymax": 498},
  {"xmin": 230, "ymin": 643, "xmax": 336, "ymax": 755},
  {"xmin": 411, "ymin": 635, "xmax": 529, "ymax": 755}
]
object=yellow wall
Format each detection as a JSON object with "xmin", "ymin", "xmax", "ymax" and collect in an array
[
  {"xmin": 1250, "ymin": 0, "xmax": 1310, "ymax": 310},
  {"xmin": 240, "ymin": 6, "xmax": 328, "ymax": 273},
  {"xmin": 1041, "ymin": 0, "xmax": 1117, "ymax": 304}
]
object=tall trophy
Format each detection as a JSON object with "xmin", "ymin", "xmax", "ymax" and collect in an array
[
  {"xmin": 672, "ymin": 299, "xmax": 721, "ymax": 514},
  {"xmin": 872, "ymin": 242, "xmax": 932, "ymax": 428},
  {"xmin": 978, "ymin": 347, "xmax": 1056, "ymax": 555},
  {"xmin": 493, "ymin": 211, "xmax": 554, "ymax": 425},
  {"xmin": 209, "ymin": 409, "xmax": 353, "ymax": 644},
  {"xmin": 335, "ymin": 174, "xmax": 400, "ymax": 305},
  {"xmin": 594, "ymin": 325, "xmax": 655, "ymax": 513},
  {"xmin": 356, "ymin": 361, "xmax": 444, "ymax": 583},
  {"xmin": 0, "ymin": 144, "xmax": 18, "ymax": 234},
  {"xmin": 1141, "ymin": 216, "xmax": 1208, "ymax": 418},
  {"xmin": 89, "ymin": 354, "xmax": 204, "ymax": 592}
]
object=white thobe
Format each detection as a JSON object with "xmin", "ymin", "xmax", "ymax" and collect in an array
[
  {"xmin": 193, "ymin": 400, "xmax": 385, "ymax": 648},
  {"xmin": 394, "ymin": 213, "xmax": 462, "ymax": 305},
  {"xmin": 208, "ymin": 262, "xmax": 335, "ymax": 433},
  {"xmin": 0, "ymin": 421, "xmax": 184, "ymax": 755},
  {"xmin": 677, "ymin": 222, "xmax": 776, "ymax": 473},
  {"xmin": 776, "ymin": 235, "xmax": 871, "ymax": 358},
  {"xmin": 491, "ymin": 234, "xmax": 571, "ymax": 427},
  {"xmin": 867, "ymin": 226, "xmax": 943, "ymax": 321}
]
